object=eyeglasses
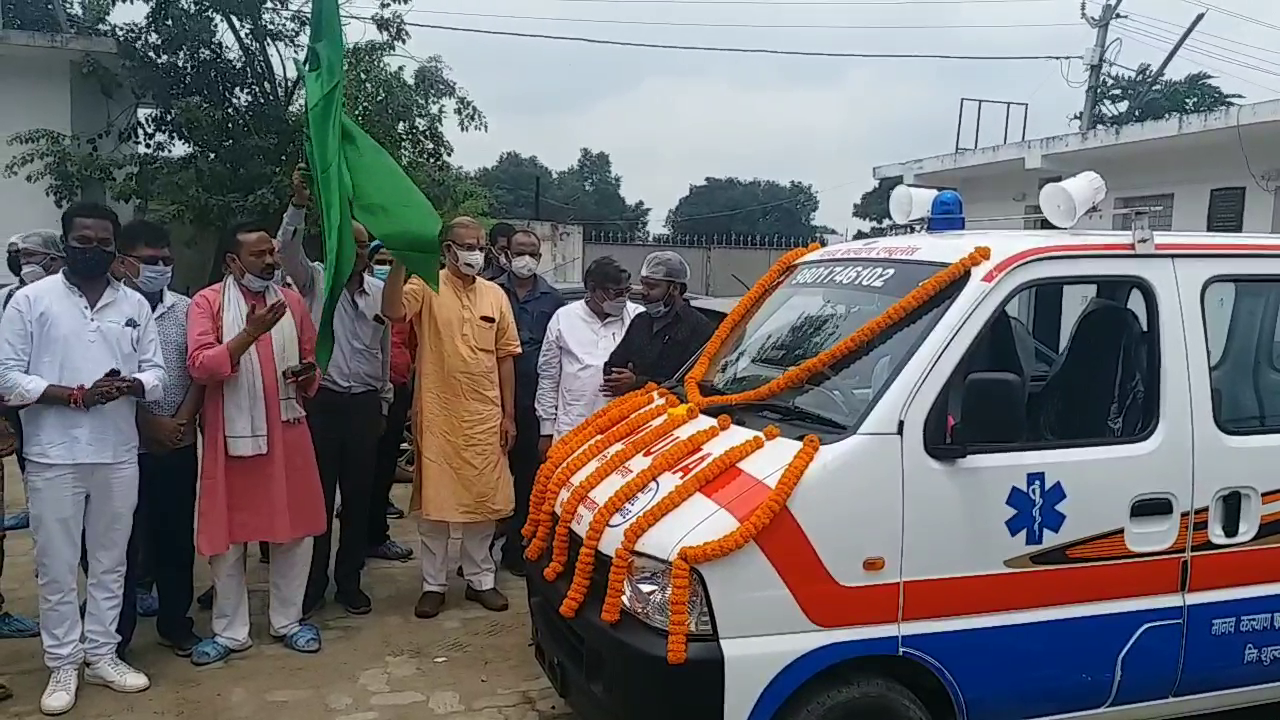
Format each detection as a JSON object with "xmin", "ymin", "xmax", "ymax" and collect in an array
[
  {"xmin": 124, "ymin": 255, "xmax": 175, "ymax": 267},
  {"xmin": 597, "ymin": 287, "xmax": 629, "ymax": 300}
]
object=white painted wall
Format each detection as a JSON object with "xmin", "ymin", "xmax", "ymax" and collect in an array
[
  {"xmin": 1, "ymin": 40, "xmax": 134, "ymax": 284},
  {"xmin": 0, "ymin": 54, "xmax": 71, "ymax": 266},
  {"xmin": 913, "ymin": 128, "xmax": 1280, "ymax": 234}
]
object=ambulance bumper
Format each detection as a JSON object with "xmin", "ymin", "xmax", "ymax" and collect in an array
[{"xmin": 527, "ymin": 550, "xmax": 725, "ymax": 720}]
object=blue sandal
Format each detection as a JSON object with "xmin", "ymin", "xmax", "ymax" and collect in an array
[
  {"xmin": 191, "ymin": 639, "xmax": 242, "ymax": 666},
  {"xmin": 280, "ymin": 623, "xmax": 321, "ymax": 654},
  {"xmin": 0, "ymin": 612, "xmax": 38, "ymax": 639}
]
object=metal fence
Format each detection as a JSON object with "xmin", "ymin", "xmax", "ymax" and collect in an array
[{"xmin": 583, "ymin": 231, "xmax": 828, "ymax": 297}]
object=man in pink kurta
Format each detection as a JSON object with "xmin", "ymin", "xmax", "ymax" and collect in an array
[{"xmin": 184, "ymin": 221, "xmax": 327, "ymax": 666}]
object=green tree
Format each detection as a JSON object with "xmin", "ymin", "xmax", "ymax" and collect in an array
[
  {"xmin": 666, "ymin": 177, "xmax": 820, "ymax": 238},
  {"xmin": 851, "ymin": 176, "xmax": 900, "ymax": 239},
  {"xmin": 4, "ymin": 0, "xmax": 489, "ymax": 228},
  {"xmin": 1073, "ymin": 62, "xmax": 1243, "ymax": 129},
  {"xmin": 473, "ymin": 148, "xmax": 649, "ymax": 233}
]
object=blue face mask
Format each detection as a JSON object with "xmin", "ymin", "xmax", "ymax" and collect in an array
[
  {"xmin": 133, "ymin": 264, "xmax": 172, "ymax": 293},
  {"xmin": 371, "ymin": 265, "xmax": 391, "ymax": 281}
]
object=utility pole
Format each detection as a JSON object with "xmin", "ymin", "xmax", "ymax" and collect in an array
[
  {"xmin": 1081, "ymin": 0, "xmax": 1123, "ymax": 132},
  {"xmin": 1122, "ymin": 12, "xmax": 1205, "ymax": 123}
]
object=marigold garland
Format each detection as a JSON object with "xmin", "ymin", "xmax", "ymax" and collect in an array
[
  {"xmin": 558, "ymin": 418, "xmax": 727, "ymax": 618},
  {"xmin": 545, "ymin": 403, "xmax": 702, "ymax": 581},
  {"xmin": 665, "ymin": 434, "xmax": 822, "ymax": 664},
  {"xmin": 525, "ymin": 393, "xmax": 678, "ymax": 561},
  {"xmin": 686, "ymin": 246, "xmax": 992, "ymax": 409},
  {"xmin": 522, "ymin": 383, "xmax": 659, "ymax": 542},
  {"xmin": 600, "ymin": 423, "xmax": 782, "ymax": 625}
]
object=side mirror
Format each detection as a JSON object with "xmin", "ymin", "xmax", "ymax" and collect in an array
[
  {"xmin": 956, "ymin": 371, "xmax": 1027, "ymax": 445},
  {"xmin": 928, "ymin": 371, "xmax": 1026, "ymax": 460}
]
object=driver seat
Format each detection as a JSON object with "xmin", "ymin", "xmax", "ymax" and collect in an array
[{"xmin": 1036, "ymin": 300, "xmax": 1149, "ymax": 441}]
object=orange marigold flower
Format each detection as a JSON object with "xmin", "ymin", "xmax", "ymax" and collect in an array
[
  {"xmin": 559, "ymin": 424, "xmax": 722, "ymax": 618},
  {"xmin": 664, "ymin": 434, "xmax": 822, "ymax": 663}
]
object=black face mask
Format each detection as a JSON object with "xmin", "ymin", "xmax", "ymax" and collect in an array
[{"xmin": 64, "ymin": 244, "xmax": 115, "ymax": 279}]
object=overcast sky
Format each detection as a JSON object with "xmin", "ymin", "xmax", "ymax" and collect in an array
[{"xmin": 354, "ymin": 0, "xmax": 1278, "ymax": 234}]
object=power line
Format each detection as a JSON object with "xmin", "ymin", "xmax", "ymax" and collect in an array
[
  {"xmin": 1116, "ymin": 8, "xmax": 1280, "ymax": 58},
  {"xmin": 1110, "ymin": 29, "xmax": 1280, "ymax": 94},
  {"xmin": 1117, "ymin": 23, "xmax": 1280, "ymax": 78},
  {"xmin": 467, "ymin": 0, "xmax": 1060, "ymax": 5},
  {"xmin": 1087, "ymin": 1, "xmax": 1280, "ymax": 59},
  {"xmin": 394, "ymin": 8, "xmax": 1077, "ymax": 30},
  {"xmin": 389, "ymin": 19, "xmax": 1076, "ymax": 59},
  {"xmin": 1175, "ymin": 0, "xmax": 1280, "ymax": 35},
  {"xmin": 1120, "ymin": 17, "xmax": 1280, "ymax": 73}
]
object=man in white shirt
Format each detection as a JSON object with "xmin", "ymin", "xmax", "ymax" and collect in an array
[
  {"xmin": 536, "ymin": 256, "xmax": 641, "ymax": 448},
  {"xmin": 0, "ymin": 203, "xmax": 165, "ymax": 716}
]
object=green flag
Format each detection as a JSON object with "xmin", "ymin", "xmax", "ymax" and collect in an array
[
  {"xmin": 341, "ymin": 116, "xmax": 442, "ymax": 287},
  {"xmin": 303, "ymin": 0, "xmax": 443, "ymax": 368},
  {"xmin": 302, "ymin": 0, "xmax": 351, "ymax": 369}
]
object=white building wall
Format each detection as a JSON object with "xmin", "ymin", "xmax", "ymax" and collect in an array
[
  {"xmin": 915, "ymin": 136, "xmax": 1280, "ymax": 234},
  {"xmin": 0, "ymin": 54, "xmax": 72, "ymax": 250},
  {"xmin": 0, "ymin": 38, "xmax": 133, "ymax": 284}
]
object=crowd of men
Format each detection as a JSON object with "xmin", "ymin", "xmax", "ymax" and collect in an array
[{"xmin": 0, "ymin": 171, "xmax": 716, "ymax": 716}]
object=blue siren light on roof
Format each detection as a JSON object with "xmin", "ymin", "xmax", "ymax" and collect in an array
[{"xmin": 926, "ymin": 190, "xmax": 965, "ymax": 232}]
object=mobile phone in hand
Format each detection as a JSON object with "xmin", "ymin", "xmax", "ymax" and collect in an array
[{"xmin": 282, "ymin": 361, "xmax": 316, "ymax": 381}]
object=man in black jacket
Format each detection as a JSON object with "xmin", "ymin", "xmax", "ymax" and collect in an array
[{"xmin": 603, "ymin": 251, "xmax": 713, "ymax": 396}]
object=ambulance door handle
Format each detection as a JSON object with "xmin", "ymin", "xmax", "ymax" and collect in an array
[
  {"xmin": 1130, "ymin": 497, "xmax": 1174, "ymax": 518},
  {"xmin": 1221, "ymin": 490, "xmax": 1242, "ymax": 539},
  {"xmin": 1209, "ymin": 488, "xmax": 1258, "ymax": 546}
]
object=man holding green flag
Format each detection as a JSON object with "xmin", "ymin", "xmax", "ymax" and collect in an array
[
  {"xmin": 302, "ymin": 0, "xmax": 442, "ymax": 370},
  {"xmin": 296, "ymin": 0, "xmax": 443, "ymax": 617}
]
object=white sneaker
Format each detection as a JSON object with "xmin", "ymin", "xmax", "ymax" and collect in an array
[
  {"xmin": 85, "ymin": 655, "xmax": 150, "ymax": 693},
  {"xmin": 40, "ymin": 666, "xmax": 79, "ymax": 716}
]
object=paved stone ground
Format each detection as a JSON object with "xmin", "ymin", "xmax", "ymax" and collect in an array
[{"xmin": 0, "ymin": 468, "xmax": 576, "ymax": 720}]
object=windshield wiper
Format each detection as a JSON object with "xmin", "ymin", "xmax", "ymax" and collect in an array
[{"xmin": 730, "ymin": 400, "xmax": 850, "ymax": 430}]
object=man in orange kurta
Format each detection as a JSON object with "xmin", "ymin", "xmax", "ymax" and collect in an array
[
  {"xmin": 185, "ymin": 222, "xmax": 328, "ymax": 665},
  {"xmin": 381, "ymin": 217, "xmax": 521, "ymax": 619}
]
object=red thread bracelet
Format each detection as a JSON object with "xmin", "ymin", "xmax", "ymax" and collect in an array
[{"xmin": 69, "ymin": 385, "xmax": 87, "ymax": 410}]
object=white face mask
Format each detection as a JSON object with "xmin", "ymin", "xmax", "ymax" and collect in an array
[
  {"xmin": 451, "ymin": 246, "xmax": 484, "ymax": 276},
  {"xmin": 19, "ymin": 263, "xmax": 46, "ymax": 285},
  {"xmin": 509, "ymin": 255, "xmax": 539, "ymax": 279},
  {"xmin": 133, "ymin": 263, "xmax": 173, "ymax": 293}
]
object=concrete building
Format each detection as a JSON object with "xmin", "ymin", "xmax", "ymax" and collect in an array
[
  {"xmin": 874, "ymin": 100, "xmax": 1280, "ymax": 235},
  {"xmin": 0, "ymin": 29, "xmax": 127, "ymax": 281}
]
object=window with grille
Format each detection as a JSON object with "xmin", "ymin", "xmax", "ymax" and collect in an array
[
  {"xmin": 1112, "ymin": 193, "xmax": 1174, "ymax": 231},
  {"xmin": 1206, "ymin": 187, "xmax": 1246, "ymax": 233}
]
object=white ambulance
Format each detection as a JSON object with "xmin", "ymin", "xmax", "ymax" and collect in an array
[{"xmin": 527, "ymin": 171, "xmax": 1280, "ymax": 720}]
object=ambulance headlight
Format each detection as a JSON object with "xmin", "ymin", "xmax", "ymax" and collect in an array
[{"xmin": 621, "ymin": 554, "xmax": 714, "ymax": 635}]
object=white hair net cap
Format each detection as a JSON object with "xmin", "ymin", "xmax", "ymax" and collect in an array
[
  {"xmin": 8, "ymin": 230, "xmax": 64, "ymax": 257},
  {"xmin": 640, "ymin": 250, "xmax": 690, "ymax": 283}
]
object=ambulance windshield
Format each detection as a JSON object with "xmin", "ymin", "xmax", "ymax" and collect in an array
[{"xmin": 701, "ymin": 259, "xmax": 963, "ymax": 432}]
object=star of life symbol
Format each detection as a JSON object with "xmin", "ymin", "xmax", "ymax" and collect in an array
[{"xmin": 1005, "ymin": 471, "xmax": 1067, "ymax": 546}]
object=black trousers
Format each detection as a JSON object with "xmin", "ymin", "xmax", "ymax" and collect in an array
[
  {"xmin": 368, "ymin": 383, "xmax": 412, "ymax": 547},
  {"xmin": 501, "ymin": 403, "xmax": 541, "ymax": 565},
  {"xmin": 305, "ymin": 388, "xmax": 382, "ymax": 601},
  {"xmin": 82, "ymin": 444, "xmax": 198, "ymax": 651}
]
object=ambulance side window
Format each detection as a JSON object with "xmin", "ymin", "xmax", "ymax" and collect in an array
[
  {"xmin": 926, "ymin": 277, "xmax": 1159, "ymax": 454},
  {"xmin": 1202, "ymin": 278, "xmax": 1280, "ymax": 433}
]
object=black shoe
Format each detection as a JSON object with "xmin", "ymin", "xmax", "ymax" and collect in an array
[
  {"xmin": 502, "ymin": 557, "xmax": 527, "ymax": 578},
  {"xmin": 160, "ymin": 631, "xmax": 204, "ymax": 657},
  {"xmin": 196, "ymin": 586, "xmax": 214, "ymax": 611},
  {"xmin": 385, "ymin": 503, "xmax": 406, "ymax": 519},
  {"xmin": 336, "ymin": 589, "xmax": 372, "ymax": 616}
]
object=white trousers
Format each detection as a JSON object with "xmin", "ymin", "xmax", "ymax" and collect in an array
[
  {"xmin": 27, "ymin": 459, "xmax": 138, "ymax": 670},
  {"xmin": 209, "ymin": 538, "xmax": 312, "ymax": 648},
  {"xmin": 418, "ymin": 519, "xmax": 495, "ymax": 593}
]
